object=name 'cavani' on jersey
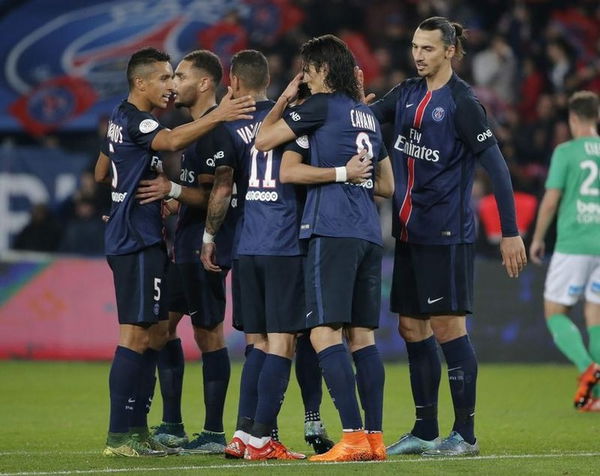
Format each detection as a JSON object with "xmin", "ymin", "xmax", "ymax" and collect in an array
[
  {"xmin": 370, "ymin": 73, "xmax": 497, "ymax": 245},
  {"xmin": 101, "ymin": 100, "xmax": 166, "ymax": 255}
]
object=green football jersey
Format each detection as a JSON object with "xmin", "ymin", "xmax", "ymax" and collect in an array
[{"xmin": 545, "ymin": 136, "xmax": 600, "ymax": 255}]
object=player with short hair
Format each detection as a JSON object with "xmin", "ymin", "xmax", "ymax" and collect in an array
[
  {"xmin": 95, "ymin": 47, "xmax": 255, "ymax": 458},
  {"xmin": 369, "ymin": 17, "xmax": 526, "ymax": 457},
  {"xmin": 530, "ymin": 90, "xmax": 600, "ymax": 412},
  {"xmin": 134, "ymin": 49, "xmax": 236, "ymax": 453},
  {"xmin": 256, "ymin": 34, "xmax": 395, "ymax": 462}
]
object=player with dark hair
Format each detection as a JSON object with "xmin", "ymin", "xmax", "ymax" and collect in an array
[
  {"xmin": 134, "ymin": 50, "xmax": 236, "ymax": 453},
  {"xmin": 95, "ymin": 47, "xmax": 255, "ymax": 457},
  {"xmin": 256, "ymin": 34, "xmax": 394, "ymax": 462},
  {"xmin": 530, "ymin": 90, "xmax": 600, "ymax": 412},
  {"xmin": 369, "ymin": 17, "xmax": 526, "ymax": 456}
]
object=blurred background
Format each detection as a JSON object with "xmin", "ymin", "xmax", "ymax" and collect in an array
[{"xmin": 0, "ymin": 0, "xmax": 598, "ymax": 362}]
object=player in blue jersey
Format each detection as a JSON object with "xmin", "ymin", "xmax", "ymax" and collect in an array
[
  {"xmin": 95, "ymin": 47, "xmax": 255, "ymax": 458},
  {"xmin": 369, "ymin": 17, "xmax": 526, "ymax": 456},
  {"xmin": 134, "ymin": 50, "xmax": 237, "ymax": 453},
  {"xmin": 256, "ymin": 34, "xmax": 395, "ymax": 462}
]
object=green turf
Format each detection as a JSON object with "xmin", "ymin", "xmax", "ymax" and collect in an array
[{"xmin": 1, "ymin": 361, "xmax": 599, "ymax": 475}]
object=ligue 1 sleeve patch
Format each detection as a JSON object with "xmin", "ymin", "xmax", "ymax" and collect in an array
[
  {"xmin": 139, "ymin": 118, "xmax": 159, "ymax": 133},
  {"xmin": 296, "ymin": 135, "xmax": 309, "ymax": 149}
]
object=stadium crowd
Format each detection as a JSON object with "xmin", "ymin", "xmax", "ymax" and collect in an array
[{"xmin": 8, "ymin": 0, "xmax": 599, "ymax": 255}]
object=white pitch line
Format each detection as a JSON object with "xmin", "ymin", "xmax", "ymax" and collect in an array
[{"xmin": 1, "ymin": 452, "xmax": 600, "ymax": 476}]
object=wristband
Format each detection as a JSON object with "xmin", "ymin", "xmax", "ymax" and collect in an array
[
  {"xmin": 168, "ymin": 181, "xmax": 182, "ymax": 199},
  {"xmin": 203, "ymin": 230, "xmax": 215, "ymax": 244},
  {"xmin": 163, "ymin": 197, "xmax": 174, "ymax": 202},
  {"xmin": 335, "ymin": 166, "xmax": 347, "ymax": 183}
]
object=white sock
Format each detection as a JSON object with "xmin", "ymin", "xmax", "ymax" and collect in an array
[
  {"xmin": 233, "ymin": 430, "xmax": 251, "ymax": 444},
  {"xmin": 249, "ymin": 435, "xmax": 271, "ymax": 448}
]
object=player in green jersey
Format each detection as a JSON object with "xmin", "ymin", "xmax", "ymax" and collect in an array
[{"xmin": 530, "ymin": 90, "xmax": 600, "ymax": 412}]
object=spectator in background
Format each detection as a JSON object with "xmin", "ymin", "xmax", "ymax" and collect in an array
[
  {"xmin": 472, "ymin": 35, "xmax": 517, "ymax": 105},
  {"xmin": 59, "ymin": 198, "xmax": 104, "ymax": 255},
  {"xmin": 13, "ymin": 203, "xmax": 62, "ymax": 252},
  {"xmin": 546, "ymin": 38, "xmax": 575, "ymax": 93}
]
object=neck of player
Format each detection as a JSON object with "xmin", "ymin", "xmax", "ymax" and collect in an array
[
  {"xmin": 426, "ymin": 63, "xmax": 453, "ymax": 91},
  {"xmin": 190, "ymin": 93, "xmax": 217, "ymax": 120}
]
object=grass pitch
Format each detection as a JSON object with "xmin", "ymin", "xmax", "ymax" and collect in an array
[{"xmin": 1, "ymin": 361, "xmax": 599, "ymax": 475}]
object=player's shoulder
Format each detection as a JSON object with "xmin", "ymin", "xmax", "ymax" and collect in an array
[
  {"xmin": 448, "ymin": 74, "xmax": 478, "ymax": 104},
  {"xmin": 553, "ymin": 139, "xmax": 579, "ymax": 156}
]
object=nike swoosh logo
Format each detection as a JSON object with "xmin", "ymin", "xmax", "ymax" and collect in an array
[
  {"xmin": 190, "ymin": 311, "xmax": 198, "ymax": 316},
  {"xmin": 305, "ymin": 311, "xmax": 313, "ymax": 318},
  {"xmin": 427, "ymin": 296, "xmax": 444, "ymax": 304},
  {"xmin": 405, "ymin": 103, "xmax": 414, "ymax": 108},
  {"xmin": 127, "ymin": 398, "xmax": 136, "ymax": 403}
]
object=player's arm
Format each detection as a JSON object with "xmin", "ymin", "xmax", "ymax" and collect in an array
[
  {"xmin": 281, "ymin": 148, "xmax": 372, "ymax": 185},
  {"xmin": 374, "ymin": 156, "xmax": 394, "ymax": 198},
  {"xmin": 369, "ymin": 82, "xmax": 404, "ymax": 124},
  {"xmin": 529, "ymin": 188, "xmax": 562, "ymax": 265},
  {"xmin": 151, "ymin": 88, "xmax": 255, "ymax": 152},
  {"xmin": 200, "ymin": 166, "xmax": 233, "ymax": 272},
  {"xmin": 136, "ymin": 172, "xmax": 212, "ymax": 206},
  {"xmin": 94, "ymin": 152, "xmax": 111, "ymax": 185},
  {"xmin": 255, "ymin": 73, "xmax": 303, "ymax": 151}
]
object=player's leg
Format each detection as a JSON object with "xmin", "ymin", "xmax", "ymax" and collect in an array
[
  {"xmin": 543, "ymin": 253, "xmax": 598, "ymax": 407},
  {"xmin": 347, "ymin": 241, "xmax": 385, "ymax": 460},
  {"xmin": 104, "ymin": 249, "xmax": 166, "ymax": 457},
  {"xmin": 580, "ymin": 262, "xmax": 600, "ymax": 409},
  {"xmin": 295, "ymin": 332, "xmax": 333, "ymax": 454},
  {"xmin": 387, "ymin": 241, "xmax": 441, "ymax": 455},
  {"xmin": 306, "ymin": 237, "xmax": 371, "ymax": 462},
  {"xmin": 245, "ymin": 256, "xmax": 306, "ymax": 460}
]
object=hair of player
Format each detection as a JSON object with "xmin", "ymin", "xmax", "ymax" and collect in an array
[
  {"xmin": 230, "ymin": 50, "xmax": 269, "ymax": 91},
  {"xmin": 418, "ymin": 16, "xmax": 467, "ymax": 60},
  {"xmin": 126, "ymin": 47, "xmax": 171, "ymax": 89},
  {"xmin": 182, "ymin": 50, "xmax": 223, "ymax": 85},
  {"xmin": 300, "ymin": 34, "xmax": 360, "ymax": 102},
  {"xmin": 568, "ymin": 91, "xmax": 599, "ymax": 122},
  {"xmin": 297, "ymin": 82, "xmax": 311, "ymax": 101}
]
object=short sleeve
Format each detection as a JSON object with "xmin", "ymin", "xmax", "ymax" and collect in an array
[
  {"xmin": 377, "ymin": 142, "xmax": 388, "ymax": 162},
  {"xmin": 282, "ymin": 94, "xmax": 328, "ymax": 136},
  {"xmin": 454, "ymin": 94, "xmax": 497, "ymax": 155},
  {"xmin": 100, "ymin": 136, "xmax": 110, "ymax": 156},
  {"xmin": 127, "ymin": 110, "xmax": 165, "ymax": 151},
  {"xmin": 213, "ymin": 125, "xmax": 238, "ymax": 169},
  {"xmin": 283, "ymin": 135, "xmax": 310, "ymax": 163},
  {"xmin": 545, "ymin": 147, "xmax": 567, "ymax": 190},
  {"xmin": 370, "ymin": 83, "xmax": 403, "ymax": 124}
]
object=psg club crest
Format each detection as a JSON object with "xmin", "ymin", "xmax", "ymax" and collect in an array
[{"xmin": 432, "ymin": 106, "xmax": 445, "ymax": 122}]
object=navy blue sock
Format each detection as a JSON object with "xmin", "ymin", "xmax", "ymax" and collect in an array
[
  {"xmin": 157, "ymin": 338, "xmax": 185, "ymax": 424},
  {"xmin": 251, "ymin": 354, "xmax": 292, "ymax": 437},
  {"xmin": 441, "ymin": 335, "xmax": 478, "ymax": 444},
  {"xmin": 108, "ymin": 346, "xmax": 143, "ymax": 434},
  {"xmin": 352, "ymin": 345, "xmax": 385, "ymax": 432},
  {"xmin": 131, "ymin": 348, "xmax": 159, "ymax": 430},
  {"xmin": 406, "ymin": 336, "xmax": 441, "ymax": 440},
  {"xmin": 295, "ymin": 334, "xmax": 322, "ymax": 414},
  {"xmin": 236, "ymin": 347, "xmax": 266, "ymax": 428},
  {"xmin": 318, "ymin": 344, "xmax": 363, "ymax": 430},
  {"xmin": 202, "ymin": 347, "xmax": 230, "ymax": 433}
]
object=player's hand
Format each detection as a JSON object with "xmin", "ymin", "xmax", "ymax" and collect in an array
[
  {"xmin": 529, "ymin": 239, "xmax": 545, "ymax": 265},
  {"xmin": 500, "ymin": 235, "xmax": 527, "ymax": 278},
  {"xmin": 200, "ymin": 242, "xmax": 221, "ymax": 272},
  {"xmin": 346, "ymin": 148, "xmax": 373, "ymax": 183},
  {"xmin": 354, "ymin": 66, "xmax": 376, "ymax": 105},
  {"xmin": 136, "ymin": 173, "xmax": 171, "ymax": 204},
  {"xmin": 280, "ymin": 73, "xmax": 303, "ymax": 103},
  {"xmin": 101, "ymin": 215, "xmax": 110, "ymax": 223},
  {"xmin": 215, "ymin": 87, "xmax": 256, "ymax": 122}
]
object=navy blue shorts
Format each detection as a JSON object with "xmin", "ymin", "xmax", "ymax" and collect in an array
[
  {"xmin": 304, "ymin": 237, "xmax": 382, "ymax": 329},
  {"xmin": 107, "ymin": 244, "xmax": 169, "ymax": 326},
  {"xmin": 238, "ymin": 255, "xmax": 306, "ymax": 334},
  {"xmin": 231, "ymin": 259, "xmax": 244, "ymax": 331},
  {"xmin": 167, "ymin": 261, "xmax": 227, "ymax": 329},
  {"xmin": 391, "ymin": 240, "xmax": 474, "ymax": 317}
]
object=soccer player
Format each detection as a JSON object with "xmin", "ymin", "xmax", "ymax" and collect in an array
[
  {"xmin": 530, "ymin": 91, "xmax": 600, "ymax": 412},
  {"xmin": 95, "ymin": 47, "xmax": 255, "ymax": 457},
  {"xmin": 134, "ymin": 50, "xmax": 236, "ymax": 452},
  {"xmin": 369, "ymin": 17, "xmax": 526, "ymax": 456},
  {"xmin": 256, "ymin": 34, "xmax": 395, "ymax": 462}
]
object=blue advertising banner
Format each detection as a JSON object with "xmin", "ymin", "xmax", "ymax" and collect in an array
[{"xmin": 0, "ymin": 0, "xmax": 303, "ymax": 134}]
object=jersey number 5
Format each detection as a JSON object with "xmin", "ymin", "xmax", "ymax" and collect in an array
[{"xmin": 249, "ymin": 146, "xmax": 276, "ymax": 189}]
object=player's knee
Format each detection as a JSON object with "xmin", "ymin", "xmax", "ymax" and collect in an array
[
  {"xmin": 398, "ymin": 318, "xmax": 431, "ymax": 342},
  {"xmin": 430, "ymin": 319, "xmax": 466, "ymax": 344},
  {"xmin": 193, "ymin": 326, "xmax": 225, "ymax": 352}
]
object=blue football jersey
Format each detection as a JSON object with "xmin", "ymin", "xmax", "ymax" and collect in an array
[
  {"xmin": 101, "ymin": 100, "xmax": 166, "ymax": 255},
  {"xmin": 221, "ymin": 100, "xmax": 274, "ymax": 258},
  {"xmin": 173, "ymin": 107, "xmax": 237, "ymax": 268},
  {"xmin": 370, "ymin": 73, "xmax": 497, "ymax": 245},
  {"xmin": 282, "ymin": 92, "xmax": 387, "ymax": 246},
  {"xmin": 237, "ymin": 128, "xmax": 308, "ymax": 256}
]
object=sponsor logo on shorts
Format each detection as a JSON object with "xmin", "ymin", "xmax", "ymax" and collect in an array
[
  {"xmin": 568, "ymin": 284, "xmax": 584, "ymax": 296},
  {"xmin": 591, "ymin": 282, "xmax": 600, "ymax": 294},
  {"xmin": 427, "ymin": 296, "xmax": 444, "ymax": 304},
  {"xmin": 153, "ymin": 303, "xmax": 160, "ymax": 315},
  {"xmin": 111, "ymin": 191, "xmax": 127, "ymax": 202}
]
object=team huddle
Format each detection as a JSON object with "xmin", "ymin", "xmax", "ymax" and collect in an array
[{"xmin": 95, "ymin": 15, "xmax": 600, "ymax": 462}]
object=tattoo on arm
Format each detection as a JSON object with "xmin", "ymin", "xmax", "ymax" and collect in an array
[{"xmin": 205, "ymin": 166, "xmax": 234, "ymax": 235}]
